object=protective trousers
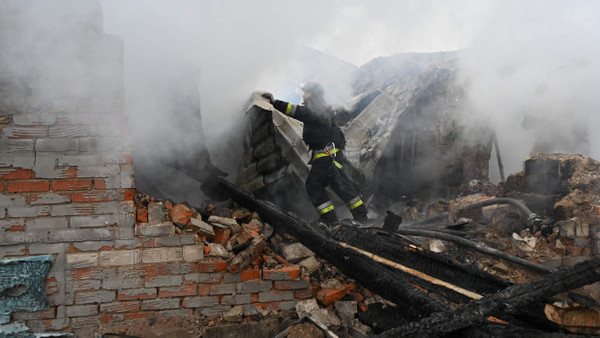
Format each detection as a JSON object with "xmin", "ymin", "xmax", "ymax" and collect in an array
[{"xmin": 306, "ymin": 154, "xmax": 368, "ymax": 226}]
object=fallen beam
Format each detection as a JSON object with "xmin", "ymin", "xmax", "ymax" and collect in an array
[
  {"xmin": 217, "ymin": 178, "xmax": 447, "ymax": 318},
  {"xmin": 377, "ymin": 258, "xmax": 600, "ymax": 337}
]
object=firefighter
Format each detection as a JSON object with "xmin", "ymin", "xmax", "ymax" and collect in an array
[{"xmin": 261, "ymin": 82, "xmax": 368, "ymax": 227}]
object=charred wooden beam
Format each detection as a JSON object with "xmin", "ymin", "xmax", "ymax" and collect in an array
[
  {"xmin": 217, "ymin": 178, "xmax": 447, "ymax": 317},
  {"xmin": 377, "ymin": 258, "xmax": 600, "ymax": 337}
]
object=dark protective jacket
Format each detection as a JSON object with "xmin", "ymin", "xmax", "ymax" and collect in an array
[{"xmin": 272, "ymin": 99, "xmax": 346, "ymax": 150}]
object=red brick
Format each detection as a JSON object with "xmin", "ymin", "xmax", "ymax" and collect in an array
[
  {"xmin": 198, "ymin": 285, "xmax": 211, "ymax": 296},
  {"xmin": 263, "ymin": 266, "xmax": 300, "ymax": 280},
  {"xmin": 197, "ymin": 261, "xmax": 220, "ymax": 273},
  {"xmin": 7, "ymin": 181, "xmax": 50, "ymax": 193},
  {"xmin": 592, "ymin": 205, "xmax": 600, "ymax": 216},
  {"xmin": 13, "ymin": 307, "xmax": 56, "ymax": 320},
  {"xmin": 5, "ymin": 225, "xmax": 25, "ymax": 231},
  {"xmin": 1, "ymin": 169, "xmax": 33, "ymax": 180},
  {"xmin": 136, "ymin": 207, "xmax": 149, "ymax": 223},
  {"xmin": 295, "ymin": 288, "xmax": 313, "ymax": 299},
  {"xmin": 214, "ymin": 261, "xmax": 228, "ymax": 272},
  {"xmin": 158, "ymin": 285, "xmax": 197, "ymax": 298},
  {"xmin": 94, "ymin": 179, "xmax": 107, "ymax": 189},
  {"xmin": 241, "ymin": 269, "xmax": 260, "ymax": 282},
  {"xmin": 123, "ymin": 189, "xmax": 135, "ymax": 201},
  {"xmin": 52, "ymin": 179, "xmax": 92, "ymax": 191},
  {"xmin": 170, "ymin": 204, "xmax": 192, "ymax": 226},
  {"xmin": 123, "ymin": 312, "xmax": 153, "ymax": 320},
  {"xmin": 316, "ymin": 285, "xmax": 355, "ymax": 306},
  {"xmin": 250, "ymin": 293, "xmax": 259, "ymax": 303},
  {"xmin": 61, "ymin": 167, "xmax": 78, "ymax": 179},
  {"xmin": 142, "ymin": 238, "xmax": 158, "ymax": 248},
  {"xmin": 212, "ymin": 228, "xmax": 231, "ymax": 246},
  {"xmin": 0, "ymin": 182, "xmax": 4, "ymax": 192}
]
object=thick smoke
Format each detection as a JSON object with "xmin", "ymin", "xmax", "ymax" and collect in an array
[{"xmin": 456, "ymin": 0, "xmax": 600, "ymax": 180}]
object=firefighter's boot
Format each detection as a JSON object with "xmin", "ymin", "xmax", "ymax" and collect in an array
[
  {"xmin": 320, "ymin": 210, "xmax": 340, "ymax": 228},
  {"xmin": 350, "ymin": 203, "xmax": 369, "ymax": 223}
]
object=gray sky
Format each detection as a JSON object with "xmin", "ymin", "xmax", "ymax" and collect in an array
[{"xmin": 101, "ymin": 0, "xmax": 600, "ymax": 178}]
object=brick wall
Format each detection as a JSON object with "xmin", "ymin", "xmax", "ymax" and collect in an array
[{"xmin": 0, "ymin": 3, "xmax": 314, "ymax": 336}]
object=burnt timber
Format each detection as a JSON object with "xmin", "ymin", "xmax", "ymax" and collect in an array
[{"xmin": 218, "ymin": 178, "xmax": 600, "ymax": 336}]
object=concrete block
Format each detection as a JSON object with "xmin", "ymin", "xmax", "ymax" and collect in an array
[
  {"xmin": 3, "ymin": 126, "xmax": 47, "ymax": 138},
  {"xmin": 0, "ymin": 208, "xmax": 5, "ymax": 219},
  {"xmin": 102, "ymin": 276, "xmax": 143, "ymax": 290},
  {"xmin": 119, "ymin": 165, "xmax": 134, "ymax": 189},
  {"xmin": 221, "ymin": 294, "xmax": 252, "ymax": 305},
  {"xmin": 94, "ymin": 201, "xmax": 121, "ymax": 214},
  {"xmin": 185, "ymin": 273, "xmax": 223, "ymax": 284},
  {"xmin": 71, "ymin": 241, "xmax": 114, "ymax": 252},
  {"xmin": 145, "ymin": 275, "xmax": 182, "ymax": 288},
  {"xmin": 32, "ymin": 154, "xmax": 61, "ymax": 178},
  {"xmin": 27, "ymin": 243, "xmax": 67, "ymax": 255},
  {"xmin": 207, "ymin": 243, "xmax": 230, "ymax": 258},
  {"xmin": 299, "ymin": 256, "xmax": 320, "ymax": 275},
  {"xmin": 187, "ymin": 218, "xmax": 215, "ymax": 237},
  {"xmin": 79, "ymin": 137, "xmax": 124, "ymax": 153},
  {"xmin": 575, "ymin": 224, "xmax": 590, "ymax": 237},
  {"xmin": 0, "ymin": 194, "xmax": 28, "ymax": 207},
  {"xmin": 14, "ymin": 112, "xmax": 57, "ymax": 126},
  {"xmin": 223, "ymin": 273, "xmax": 242, "ymax": 284},
  {"xmin": 0, "ymin": 151, "xmax": 35, "ymax": 168},
  {"xmin": 74, "ymin": 290, "xmax": 115, "ymax": 304},
  {"xmin": 147, "ymin": 201, "xmax": 165, "ymax": 224},
  {"xmin": 236, "ymin": 280, "xmax": 272, "ymax": 294},
  {"xmin": 182, "ymin": 296, "xmax": 219, "ymax": 308},
  {"xmin": 70, "ymin": 215, "xmax": 119, "ymax": 228},
  {"xmin": 51, "ymin": 204, "xmax": 94, "ymax": 217},
  {"xmin": 183, "ymin": 245, "xmax": 204, "ymax": 262},
  {"xmin": 209, "ymin": 284, "xmax": 236, "ymax": 295},
  {"xmin": 141, "ymin": 298, "xmax": 180, "ymax": 310},
  {"xmin": 158, "ymin": 263, "xmax": 194, "ymax": 275},
  {"xmin": 117, "ymin": 288, "xmax": 157, "ymax": 301},
  {"xmin": 282, "ymin": 242, "xmax": 314, "ymax": 263},
  {"xmin": 114, "ymin": 239, "xmax": 142, "ymax": 250},
  {"xmin": 46, "ymin": 228, "xmax": 113, "ymax": 243},
  {"xmin": 99, "ymin": 301, "xmax": 140, "ymax": 313},
  {"xmin": 0, "ymin": 139, "xmax": 34, "ymax": 152},
  {"xmin": 142, "ymin": 247, "xmax": 183, "ymax": 264},
  {"xmin": 30, "ymin": 193, "xmax": 71, "ymax": 205},
  {"xmin": 136, "ymin": 222, "xmax": 173, "ymax": 237},
  {"xmin": 36, "ymin": 138, "xmax": 79, "ymax": 152},
  {"xmin": 26, "ymin": 217, "xmax": 68, "ymax": 230},
  {"xmin": 7, "ymin": 205, "xmax": 50, "ymax": 218},
  {"xmin": 275, "ymin": 301, "xmax": 296, "ymax": 311},
  {"xmin": 258, "ymin": 290, "xmax": 294, "ymax": 302},
  {"xmin": 65, "ymin": 305, "xmax": 99, "ymax": 317},
  {"xmin": 156, "ymin": 235, "xmax": 196, "ymax": 246},
  {"xmin": 99, "ymin": 250, "xmax": 141, "ymax": 267},
  {"xmin": 207, "ymin": 216, "xmax": 239, "ymax": 231},
  {"xmin": 66, "ymin": 252, "xmax": 99, "ymax": 269},
  {"xmin": 77, "ymin": 164, "xmax": 120, "ymax": 178}
]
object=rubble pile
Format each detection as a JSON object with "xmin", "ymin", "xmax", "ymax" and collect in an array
[{"xmin": 133, "ymin": 192, "xmax": 397, "ymax": 336}]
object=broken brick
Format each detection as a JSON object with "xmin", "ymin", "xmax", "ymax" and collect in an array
[
  {"xmin": 169, "ymin": 204, "xmax": 192, "ymax": 226},
  {"xmin": 317, "ymin": 285, "xmax": 356, "ymax": 306}
]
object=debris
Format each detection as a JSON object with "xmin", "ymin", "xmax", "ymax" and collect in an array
[
  {"xmin": 334, "ymin": 301, "xmax": 358, "ymax": 324},
  {"xmin": 169, "ymin": 204, "xmax": 193, "ymax": 227},
  {"xmin": 206, "ymin": 243, "xmax": 231, "ymax": 259},
  {"xmin": 228, "ymin": 236, "xmax": 266, "ymax": 273},
  {"xmin": 148, "ymin": 200, "xmax": 166, "ymax": 224},
  {"xmin": 208, "ymin": 215, "xmax": 241, "ymax": 234},
  {"xmin": 295, "ymin": 299, "xmax": 320, "ymax": 319},
  {"xmin": 223, "ymin": 305, "xmax": 244, "ymax": 323},
  {"xmin": 299, "ymin": 256, "xmax": 321, "ymax": 276},
  {"xmin": 282, "ymin": 243, "xmax": 315, "ymax": 263},
  {"xmin": 186, "ymin": 217, "xmax": 215, "ymax": 237}
]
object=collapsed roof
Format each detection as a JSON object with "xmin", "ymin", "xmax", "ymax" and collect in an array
[{"xmin": 237, "ymin": 52, "xmax": 496, "ymax": 220}]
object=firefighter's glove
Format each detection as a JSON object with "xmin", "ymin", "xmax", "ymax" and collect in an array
[{"xmin": 261, "ymin": 92, "xmax": 274, "ymax": 104}]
